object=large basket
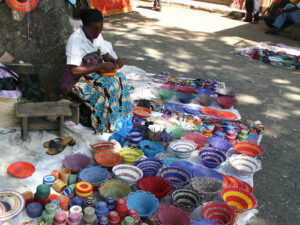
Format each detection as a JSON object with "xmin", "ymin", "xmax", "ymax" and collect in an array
[
  {"xmin": 94, "ymin": 150, "xmax": 122, "ymax": 168},
  {"xmin": 126, "ymin": 191, "xmax": 159, "ymax": 219},
  {"xmin": 171, "ymin": 189, "xmax": 202, "ymax": 212},
  {"xmin": 168, "ymin": 140, "xmax": 196, "ymax": 158},
  {"xmin": 117, "ymin": 147, "xmax": 144, "ymax": 164},
  {"xmin": 191, "ymin": 177, "xmax": 223, "ymax": 202},
  {"xmin": 229, "ymin": 154, "xmax": 261, "ymax": 175},
  {"xmin": 98, "ymin": 179, "xmax": 131, "ymax": 200},
  {"xmin": 157, "ymin": 166, "xmax": 191, "ymax": 188},
  {"xmin": 201, "ymin": 202, "xmax": 236, "ymax": 225},
  {"xmin": 90, "ymin": 141, "xmax": 115, "ymax": 153},
  {"xmin": 78, "ymin": 166, "xmax": 110, "ymax": 189},
  {"xmin": 138, "ymin": 140, "xmax": 164, "ymax": 157},
  {"xmin": 157, "ymin": 88, "xmax": 175, "ymax": 101},
  {"xmin": 136, "ymin": 176, "xmax": 172, "ymax": 199},
  {"xmin": 62, "ymin": 153, "xmax": 92, "ymax": 173},
  {"xmin": 222, "ymin": 175, "xmax": 253, "ymax": 193},
  {"xmin": 135, "ymin": 158, "xmax": 162, "ymax": 177},
  {"xmin": 0, "ymin": 97, "xmax": 21, "ymax": 128},
  {"xmin": 208, "ymin": 132, "xmax": 232, "ymax": 153},
  {"xmin": 221, "ymin": 187, "xmax": 257, "ymax": 215},
  {"xmin": 157, "ymin": 204, "xmax": 190, "ymax": 225},
  {"xmin": 234, "ymin": 142, "xmax": 264, "ymax": 157},
  {"xmin": 183, "ymin": 132, "xmax": 208, "ymax": 149},
  {"xmin": 112, "ymin": 164, "xmax": 143, "ymax": 185},
  {"xmin": 199, "ymin": 147, "xmax": 226, "ymax": 168},
  {"xmin": 216, "ymin": 96, "xmax": 238, "ymax": 109}
]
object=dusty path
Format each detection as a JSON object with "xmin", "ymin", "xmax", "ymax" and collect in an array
[{"xmin": 103, "ymin": 1, "xmax": 300, "ymax": 224}]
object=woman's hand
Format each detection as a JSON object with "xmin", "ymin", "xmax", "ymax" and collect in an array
[
  {"xmin": 100, "ymin": 62, "xmax": 116, "ymax": 72},
  {"xmin": 115, "ymin": 58, "xmax": 125, "ymax": 69}
]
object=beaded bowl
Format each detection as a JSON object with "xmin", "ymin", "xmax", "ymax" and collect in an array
[
  {"xmin": 171, "ymin": 189, "xmax": 202, "ymax": 212},
  {"xmin": 157, "ymin": 204, "xmax": 190, "ymax": 225},
  {"xmin": 166, "ymin": 127, "xmax": 186, "ymax": 139},
  {"xmin": 90, "ymin": 141, "xmax": 115, "ymax": 153},
  {"xmin": 183, "ymin": 132, "xmax": 208, "ymax": 149},
  {"xmin": 216, "ymin": 96, "xmax": 238, "ymax": 109},
  {"xmin": 136, "ymin": 176, "xmax": 172, "ymax": 199},
  {"xmin": 78, "ymin": 166, "xmax": 110, "ymax": 189},
  {"xmin": 138, "ymin": 140, "xmax": 164, "ymax": 157},
  {"xmin": 98, "ymin": 179, "xmax": 131, "ymax": 200},
  {"xmin": 157, "ymin": 88, "xmax": 175, "ymax": 101},
  {"xmin": 221, "ymin": 187, "xmax": 257, "ymax": 214},
  {"xmin": 229, "ymin": 154, "xmax": 262, "ymax": 175},
  {"xmin": 234, "ymin": 142, "xmax": 264, "ymax": 157},
  {"xmin": 168, "ymin": 140, "xmax": 196, "ymax": 158},
  {"xmin": 94, "ymin": 150, "xmax": 122, "ymax": 168},
  {"xmin": 157, "ymin": 166, "xmax": 191, "ymax": 188},
  {"xmin": 126, "ymin": 191, "xmax": 159, "ymax": 219},
  {"xmin": 201, "ymin": 202, "xmax": 236, "ymax": 225},
  {"xmin": 199, "ymin": 147, "xmax": 226, "ymax": 168},
  {"xmin": 112, "ymin": 164, "xmax": 143, "ymax": 185},
  {"xmin": 135, "ymin": 158, "xmax": 163, "ymax": 177},
  {"xmin": 222, "ymin": 175, "xmax": 253, "ymax": 193},
  {"xmin": 191, "ymin": 177, "xmax": 223, "ymax": 202},
  {"xmin": 117, "ymin": 147, "xmax": 144, "ymax": 164}
]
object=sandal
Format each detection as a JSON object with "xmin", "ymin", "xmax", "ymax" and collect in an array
[{"xmin": 45, "ymin": 136, "xmax": 76, "ymax": 155}]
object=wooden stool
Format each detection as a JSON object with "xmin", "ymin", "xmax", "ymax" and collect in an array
[{"xmin": 16, "ymin": 102, "xmax": 72, "ymax": 141}]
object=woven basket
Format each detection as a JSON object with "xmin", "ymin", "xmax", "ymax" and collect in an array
[
  {"xmin": 168, "ymin": 140, "xmax": 196, "ymax": 158},
  {"xmin": 234, "ymin": 142, "xmax": 264, "ymax": 157},
  {"xmin": 112, "ymin": 164, "xmax": 143, "ymax": 185},
  {"xmin": 136, "ymin": 176, "xmax": 172, "ymax": 199},
  {"xmin": 157, "ymin": 166, "xmax": 191, "ymax": 188},
  {"xmin": 183, "ymin": 132, "xmax": 208, "ymax": 149},
  {"xmin": 222, "ymin": 175, "xmax": 253, "ymax": 193},
  {"xmin": 0, "ymin": 97, "xmax": 21, "ymax": 128},
  {"xmin": 94, "ymin": 150, "xmax": 122, "ymax": 168},
  {"xmin": 166, "ymin": 127, "xmax": 186, "ymax": 139},
  {"xmin": 78, "ymin": 166, "xmax": 110, "ymax": 189},
  {"xmin": 229, "ymin": 154, "xmax": 261, "ymax": 175},
  {"xmin": 157, "ymin": 204, "xmax": 190, "ymax": 225},
  {"xmin": 199, "ymin": 147, "xmax": 226, "ymax": 168},
  {"xmin": 171, "ymin": 189, "xmax": 201, "ymax": 212},
  {"xmin": 126, "ymin": 191, "xmax": 159, "ymax": 219},
  {"xmin": 201, "ymin": 202, "xmax": 236, "ymax": 225},
  {"xmin": 157, "ymin": 88, "xmax": 175, "ymax": 101},
  {"xmin": 135, "ymin": 158, "xmax": 162, "ymax": 177},
  {"xmin": 138, "ymin": 140, "xmax": 164, "ymax": 157},
  {"xmin": 98, "ymin": 179, "xmax": 131, "ymax": 200},
  {"xmin": 90, "ymin": 141, "xmax": 115, "ymax": 153},
  {"xmin": 117, "ymin": 147, "xmax": 144, "ymax": 164},
  {"xmin": 191, "ymin": 177, "xmax": 223, "ymax": 202}
]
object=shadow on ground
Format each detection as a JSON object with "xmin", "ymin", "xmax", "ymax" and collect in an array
[{"xmin": 104, "ymin": 5, "xmax": 300, "ymax": 224}]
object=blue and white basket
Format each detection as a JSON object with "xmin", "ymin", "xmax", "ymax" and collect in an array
[
  {"xmin": 130, "ymin": 129, "xmax": 143, "ymax": 147},
  {"xmin": 135, "ymin": 158, "xmax": 162, "ymax": 177},
  {"xmin": 157, "ymin": 166, "xmax": 191, "ymax": 188},
  {"xmin": 79, "ymin": 166, "xmax": 110, "ymax": 189},
  {"xmin": 43, "ymin": 175, "xmax": 56, "ymax": 187},
  {"xmin": 199, "ymin": 147, "xmax": 226, "ymax": 168}
]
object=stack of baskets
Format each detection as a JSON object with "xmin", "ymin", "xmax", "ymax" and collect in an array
[{"xmin": 75, "ymin": 182, "xmax": 93, "ymax": 199}]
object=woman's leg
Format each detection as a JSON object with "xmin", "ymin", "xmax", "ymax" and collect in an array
[
  {"xmin": 244, "ymin": 0, "xmax": 254, "ymax": 22},
  {"xmin": 273, "ymin": 4, "xmax": 300, "ymax": 29}
]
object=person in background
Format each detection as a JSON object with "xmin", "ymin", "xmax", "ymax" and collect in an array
[
  {"xmin": 153, "ymin": 0, "xmax": 161, "ymax": 11},
  {"xmin": 60, "ymin": 9, "xmax": 132, "ymax": 134},
  {"xmin": 265, "ymin": 0, "xmax": 300, "ymax": 34},
  {"xmin": 244, "ymin": 0, "xmax": 261, "ymax": 23}
]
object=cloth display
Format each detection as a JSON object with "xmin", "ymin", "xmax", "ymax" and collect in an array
[{"xmin": 89, "ymin": 0, "xmax": 132, "ymax": 17}]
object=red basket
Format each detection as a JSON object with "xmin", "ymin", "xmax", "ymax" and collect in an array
[
  {"xmin": 216, "ymin": 96, "xmax": 238, "ymax": 109},
  {"xmin": 234, "ymin": 142, "xmax": 264, "ymax": 157},
  {"xmin": 7, "ymin": 161, "xmax": 35, "ymax": 178},
  {"xmin": 182, "ymin": 132, "xmax": 208, "ymax": 149},
  {"xmin": 133, "ymin": 107, "xmax": 152, "ymax": 119},
  {"xmin": 217, "ymin": 111, "xmax": 238, "ymax": 120},
  {"xmin": 222, "ymin": 175, "xmax": 253, "ymax": 193},
  {"xmin": 177, "ymin": 86, "xmax": 196, "ymax": 93},
  {"xmin": 94, "ymin": 150, "xmax": 122, "ymax": 168},
  {"xmin": 201, "ymin": 108, "xmax": 219, "ymax": 117},
  {"xmin": 157, "ymin": 204, "xmax": 190, "ymax": 225},
  {"xmin": 90, "ymin": 141, "xmax": 115, "ymax": 151},
  {"xmin": 201, "ymin": 202, "xmax": 236, "ymax": 225},
  {"xmin": 136, "ymin": 176, "xmax": 172, "ymax": 199}
]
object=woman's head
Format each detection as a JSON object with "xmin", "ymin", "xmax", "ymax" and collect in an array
[{"xmin": 80, "ymin": 9, "xmax": 104, "ymax": 40}]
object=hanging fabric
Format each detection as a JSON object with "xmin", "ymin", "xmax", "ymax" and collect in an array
[{"xmin": 5, "ymin": 0, "xmax": 39, "ymax": 13}]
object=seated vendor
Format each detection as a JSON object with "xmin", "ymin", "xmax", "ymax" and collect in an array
[{"xmin": 61, "ymin": 9, "xmax": 132, "ymax": 134}]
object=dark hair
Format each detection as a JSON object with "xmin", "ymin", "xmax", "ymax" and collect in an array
[{"xmin": 80, "ymin": 9, "xmax": 103, "ymax": 26}]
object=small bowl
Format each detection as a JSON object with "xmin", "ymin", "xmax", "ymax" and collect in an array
[
  {"xmin": 201, "ymin": 202, "xmax": 236, "ymax": 225},
  {"xmin": 183, "ymin": 132, "xmax": 208, "ymax": 149},
  {"xmin": 176, "ymin": 92, "xmax": 195, "ymax": 104},
  {"xmin": 90, "ymin": 141, "xmax": 115, "ymax": 152},
  {"xmin": 99, "ymin": 69, "xmax": 117, "ymax": 77},
  {"xmin": 157, "ymin": 204, "xmax": 190, "ymax": 225},
  {"xmin": 136, "ymin": 176, "xmax": 172, "ymax": 199},
  {"xmin": 195, "ymin": 88, "xmax": 215, "ymax": 95},
  {"xmin": 171, "ymin": 189, "xmax": 202, "ymax": 212},
  {"xmin": 112, "ymin": 164, "xmax": 143, "ymax": 185},
  {"xmin": 168, "ymin": 140, "xmax": 196, "ymax": 158},
  {"xmin": 166, "ymin": 127, "xmax": 186, "ymax": 139},
  {"xmin": 215, "ymin": 87, "xmax": 235, "ymax": 97},
  {"xmin": 157, "ymin": 88, "xmax": 175, "ymax": 101},
  {"xmin": 191, "ymin": 177, "xmax": 223, "ymax": 202},
  {"xmin": 196, "ymin": 94, "xmax": 212, "ymax": 106},
  {"xmin": 234, "ymin": 142, "xmax": 264, "ymax": 157},
  {"xmin": 229, "ymin": 154, "xmax": 261, "ymax": 175},
  {"xmin": 135, "ymin": 158, "xmax": 163, "ymax": 177},
  {"xmin": 216, "ymin": 96, "xmax": 238, "ymax": 109},
  {"xmin": 199, "ymin": 147, "xmax": 226, "ymax": 168}
]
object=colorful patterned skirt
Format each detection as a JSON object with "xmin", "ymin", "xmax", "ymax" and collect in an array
[{"xmin": 72, "ymin": 72, "xmax": 132, "ymax": 134}]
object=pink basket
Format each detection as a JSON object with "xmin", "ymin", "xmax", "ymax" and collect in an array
[
  {"xmin": 157, "ymin": 204, "xmax": 190, "ymax": 225},
  {"xmin": 183, "ymin": 132, "xmax": 208, "ymax": 149},
  {"xmin": 216, "ymin": 96, "xmax": 238, "ymax": 109}
]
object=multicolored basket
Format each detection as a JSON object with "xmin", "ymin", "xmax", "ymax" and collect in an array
[
  {"xmin": 90, "ymin": 141, "xmax": 115, "ymax": 153},
  {"xmin": 117, "ymin": 147, "xmax": 144, "ymax": 164},
  {"xmin": 229, "ymin": 154, "xmax": 262, "ymax": 175},
  {"xmin": 221, "ymin": 187, "xmax": 257, "ymax": 214},
  {"xmin": 112, "ymin": 164, "xmax": 143, "ymax": 185},
  {"xmin": 157, "ymin": 166, "xmax": 191, "ymax": 188},
  {"xmin": 201, "ymin": 202, "xmax": 236, "ymax": 225},
  {"xmin": 94, "ymin": 150, "xmax": 122, "ymax": 168},
  {"xmin": 234, "ymin": 142, "xmax": 264, "ymax": 157},
  {"xmin": 0, "ymin": 191, "xmax": 25, "ymax": 223},
  {"xmin": 135, "ymin": 158, "xmax": 162, "ymax": 177},
  {"xmin": 75, "ymin": 182, "xmax": 93, "ymax": 198},
  {"xmin": 191, "ymin": 177, "xmax": 223, "ymax": 202},
  {"xmin": 171, "ymin": 189, "xmax": 201, "ymax": 212},
  {"xmin": 157, "ymin": 203, "xmax": 190, "ymax": 225},
  {"xmin": 78, "ymin": 166, "xmax": 110, "ymax": 189},
  {"xmin": 222, "ymin": 175, "xmax": 253, "ymax": 193},
  {"xmin": 168, "ymin": 140, "xmax": 196, "ymax": 158},
  {"xmin": 183, "ymin": 132, "xmax": 208, "ymax": 149},
  {"xmin": 199, "ymin": 147, "xmax": 226, "ymax": 168},
  {"xmin": 177, "ymin": 86, "xmax": 196, "ymax": 93},
  {"xmin": 136, "ymin": 176, "xmax": 172, "ymax": 199},
  {"xmin": 132, "ymin": 106, "xmax": 152, "ymax": 119},
  {"xmin": 126, "ymin": 191, "xmax": 159, "ymax": 219},
  {"xmin": 130, "ymin": 129, "xmax": 143, "ymax": 147},
  {"xmin": 98, "ymin": 179, "xmax": 131, "ymax": 200},
  {"xmin": 166, "ymin": 126, "xmax": 186, "ymax": 139},
  {"xmin": 138, "ymin": 140, "xmax": 164, "ymax": 157}
]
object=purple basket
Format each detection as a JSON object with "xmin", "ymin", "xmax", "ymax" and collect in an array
[
  {"xmin": 195, "ymin": 88, "xmax": 215, "ymax": 95},
  {"xmin": 157, "ymin": 166, "xmax": 191, "ymax": 188},
  {"xmin": 208, "ymin": 132, "xmax": 232, "ymax": 153},
  {"xmin": 199, "ymin": 147, "xmax": 226, "ymax": 168},
  {"xmin": 135, "ymin": 158, "xmax": 163, "ymax": 177}
]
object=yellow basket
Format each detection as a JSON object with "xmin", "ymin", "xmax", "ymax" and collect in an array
[{"xmin": 117, "ymin": 147, "xmax": 144, "ymax": 164}]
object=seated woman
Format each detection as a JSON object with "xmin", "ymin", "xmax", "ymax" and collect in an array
[{"xmin": 61, "ymin": 9, "xmax": 132, "ymax": 134}]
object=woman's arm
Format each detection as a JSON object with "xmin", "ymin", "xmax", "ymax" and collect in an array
[
  {"xmin": 102, "ymin": 53, "xmax": 125, "ymax": 69},
  {"xmin": 70, "ymin": 62, "xmax": 116, "ymax": 76}
]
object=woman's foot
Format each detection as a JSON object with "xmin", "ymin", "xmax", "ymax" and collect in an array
[
  {"xmin": 265, "ymin": 28, "xmax": 280, "ymax": 35},
  {"xmin": 243, "ymin": 17, "xmax": 252, "ymax": 22}
]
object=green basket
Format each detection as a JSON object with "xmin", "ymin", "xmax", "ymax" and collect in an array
[
  {"xmin": 98, "ymin": 179, "xmax": 131, "ymax": 200},
  {"xmin": 166, "ymin": 127, "xmax": 186, "ymax": 139},
  {"xmin": 157, "ymin": 88, "xmax": 175, "ymax": 101}
]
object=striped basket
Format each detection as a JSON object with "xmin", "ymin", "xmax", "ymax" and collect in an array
[
  {"xmin": 98, "ymin": 179, "xmax": 131, "ymax": 200},
  {"xmin": 94, "ymin": 150, "xmax": 122, "ymax": 168},
  {"xmin": 79, "ymin": 167, "xmax": 110, "ymax": 189},
  {"xmin": 117, "ymin": 147, "xmax": 144, "ymax": 164},
  {"xmin": 112, "ymin": 164, "xmax": 143, "ymax": 185},
  {"xmin": 201, "ymin": 202, "xmax": 236, "ymax": 225},
  {"xmin": 157, "ymin": 166, "xmax": 191, "ymax": 188},
  {"xmin": 135, "ymin": 158, "xmax": 162, "ymax": 177}
]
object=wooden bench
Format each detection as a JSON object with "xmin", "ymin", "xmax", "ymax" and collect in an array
[{"xmin": 16, "ymin": 102, "xmax": 72, "ymax": 140}]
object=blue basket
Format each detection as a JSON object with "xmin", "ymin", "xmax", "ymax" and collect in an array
[
  {"xmin": 199, "ymin": 147, "xmax": 226, "ymax": 168},
  {"xmin": 208, "ymin": 132, "xmax": 232, "ymax": 153},
  {"xmin": 138, "ymin": 140, "xmax": 164, "ymax": 157},
  {"xmin": 176, "ymin": 92, "xmax": 195, "ymax": 104},
  {"xmin": 126, "ymin": 191, "xmax": 159, "ymax": 219},
  {"xmin": 79, "ymin": 166, "xmax": 110, "ymax": 187},
  {"xmin": 135, "ymin": 158, "xmax": 162, "ymax": 177},
  {"xmin": 157, "ymin": 166, "xmax": 191, "ymax": 188}
]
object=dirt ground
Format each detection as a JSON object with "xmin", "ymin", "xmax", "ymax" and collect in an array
[{"xmin": 103, "ymin": 1, "xmax": 300, "ymax": 224}]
